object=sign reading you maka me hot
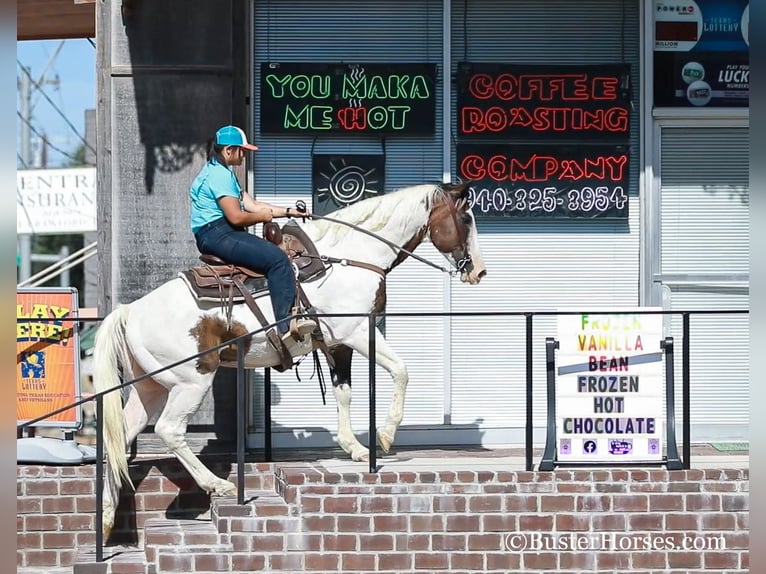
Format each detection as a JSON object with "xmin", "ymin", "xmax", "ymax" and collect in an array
[
  {"xmin": 555, "ymin": 309, "xmax": 665, "ymax": 462},
  {"xmin": 260, "ymin": 62, "xmax": 437, "ymax": 134}
]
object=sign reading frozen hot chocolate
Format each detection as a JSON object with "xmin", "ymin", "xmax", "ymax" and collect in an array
[{"xmin": 555, "ymin": 309, "xmax": 664, "ymax": 462}]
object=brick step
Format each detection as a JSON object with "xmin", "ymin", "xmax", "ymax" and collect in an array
[
  {"xmin": 154, "ymin": 545, "xmax": 236, "ymax": 573},
  {"xmin": 72, "ymin": 545, "xmax": 148, "ymax": 574},
  {"xmin": 145, "ymin": 518, "xmax": 222, "ymax": 546},
  {"xmin": 73, "ymin": 481, "xmax": 302, "ymax": 573},
  {"xmin": 144, "ymin": 518, "xmax": 230, "ymax": 571},
  {"xmin": 211, "ymin": 489, "xmax": 300, "ymax": 536}
]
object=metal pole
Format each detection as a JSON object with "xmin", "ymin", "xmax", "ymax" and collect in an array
[
  {"xmin": 525, "ymin": 314, "xmax": 533, "ymax": 471},
  {"xmin": 682, "ymin": 312, "xmax": 691, "ymax": 469},
  {"xmin": 18, "ymin": 67, "xmax": 32, "ymax": 282},
  {"xmin": 368, "ymin": 314, "xmax": 377, "ymax": 473},
  {"xmin": 95, "ymin": 395, "xmax": 103, "ymax": 562},
  {"xmin": 60, "ymin": 245, "xmax": 70, "ymax": 286},
  {"xmin": 264, "ymin": 367, "xmax": 272, "ymax": 462},
  {"xmin": 20, "ymin": 67, "xmax": 31, "ymax": 166},
  {"xmin": 236, "ymin": 339, "xmax": 245, "ymax": 505},
  {"xmin": 661, "ymin": 337, "xmax": 682, "ymax": 469},
  {"xmin": 538, "ymin": 338, "xmax": 559, "ymax": 472}
]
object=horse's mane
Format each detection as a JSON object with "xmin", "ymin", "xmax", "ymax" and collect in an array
[{"xmin": 309, "ymin": 183, "xmax": 443, "ymax": 246}]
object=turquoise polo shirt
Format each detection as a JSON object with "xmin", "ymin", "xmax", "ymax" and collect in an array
[{"xmin": 189, "ymin": 159, "xmax": 242, "ymax": 234}]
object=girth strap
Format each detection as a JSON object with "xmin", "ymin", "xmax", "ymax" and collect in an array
[{"xmin": 294, "ymin": 281, "xmax": 336, "ymax": 371}]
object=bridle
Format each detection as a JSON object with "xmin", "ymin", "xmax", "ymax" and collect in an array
[
  {"xmin": 436, "ymin": 193, "xmax": 473, "ymax": 273},
  {"xmin": 304, "ymin": 189, "xmax": 473, "ymax": 278}
]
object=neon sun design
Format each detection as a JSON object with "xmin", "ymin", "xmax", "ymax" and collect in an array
[{"xmin": 316, "ymin": 158, "xmax": 381, "ymax": 209}]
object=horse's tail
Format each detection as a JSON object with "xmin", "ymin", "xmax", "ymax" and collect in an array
[{"xmin": 92, "ymin": 304, "xmax": 134, "ymax": 490}]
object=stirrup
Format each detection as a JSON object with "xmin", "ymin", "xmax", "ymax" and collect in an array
[
  {"xmin": 285, "ymin": 318, "xmax": 318, "ymax": 342},
  {"xmin": 264, "ymin": 328, "xmax": 293, "ymax": 371}
]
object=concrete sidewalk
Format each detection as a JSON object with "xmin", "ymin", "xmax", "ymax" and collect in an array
[{"xmin": 266, "ymin": 443, "xmax": 749, "ymax": 473}]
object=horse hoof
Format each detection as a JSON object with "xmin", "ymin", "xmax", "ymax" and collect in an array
[
  {"xmin": 351, "ymin": 447, "xmax": 369, "ymax": 462},
  {"xmin": 377, "ymin": 430, "xmax": 393, "ymax": 454},
  {"xmin": 102, "ymin": 506, "xmax": 114, "ymax": 538},
  {"xmin": 211, "ymin": 480, "xmax": 238, "ymax": 497}
]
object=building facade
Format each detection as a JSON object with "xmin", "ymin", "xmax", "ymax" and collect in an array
[{"xmin": 98, "ymin": 0, "xmax": 749, "ymax": 452}]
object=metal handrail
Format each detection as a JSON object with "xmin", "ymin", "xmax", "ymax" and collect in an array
[
  {"xmin": 17, "ymin": 241, "xmax": 98, "ymax": 288},
  {"xmin": 16, "ymin": 307, "xmax": 750, "ymax": 563}
]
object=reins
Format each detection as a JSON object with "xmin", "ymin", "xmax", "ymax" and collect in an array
[{"xmin": 307, "ymin": 211, "xmax": 464, "ymax": 277}]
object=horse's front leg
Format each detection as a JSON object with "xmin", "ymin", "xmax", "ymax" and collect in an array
[
  {"xmin": 328, "ymin": 345, "xmax": 369, "ymax": 461},
  {"xmin": 343, "ymin": 325, "xmax": 409, "ymax": 456}
]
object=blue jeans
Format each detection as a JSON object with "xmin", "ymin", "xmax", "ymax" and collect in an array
[{"xmin": 195, "ymin": 217, "xmax": 295, "ymax": 335}]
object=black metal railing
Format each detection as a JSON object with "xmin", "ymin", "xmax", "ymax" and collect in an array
[{"xmin": 17, "ymin": 307, "xmax": 749, "ymax": 563}]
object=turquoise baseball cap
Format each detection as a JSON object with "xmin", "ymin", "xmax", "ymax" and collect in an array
[{"xmin": 215, "ymin": 125, "xmax": 259, "ymax": 151}]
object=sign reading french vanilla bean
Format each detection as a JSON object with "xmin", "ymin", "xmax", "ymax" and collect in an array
[
  {"xmin": 457, "ymin": 144, "xmax": 630, "ymax": 219},
  {"xmin": 260, "ymin": 63, "xmax": 437, "ymax": 134},
  {"xmin": 456, "ymin": 62, "xmax": 632, "ymax": 142}
]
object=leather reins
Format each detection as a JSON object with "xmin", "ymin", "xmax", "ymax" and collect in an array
[{"xmin": 307, "ymin": 192, "xmax": 471, "ymax": 277}]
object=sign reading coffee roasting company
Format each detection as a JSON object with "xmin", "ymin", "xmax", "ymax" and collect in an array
[
  {"xmin": 260, "ymin": 63, "xmax": 437, "ymax": 134},
  {"xmin": 456, "ymin": 63, "xmax": 632, "ymax": 142},
  {"xmin": 457, "ymin": 144, "xmax": 630, "ymax": 220}
]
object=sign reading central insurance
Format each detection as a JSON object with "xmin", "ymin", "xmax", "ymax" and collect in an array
[
  {"xmin": 260, "ymin": 62, "xmax": 437, "ymax": 134},
  {"xmin": 555, "ymin": 309, "xmax": 664, "ymax": 463},
  {"xmin": 456, "ymin": 62, "xmax": 632, "ymax": 142}
]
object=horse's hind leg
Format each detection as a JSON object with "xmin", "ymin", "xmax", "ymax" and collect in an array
[
  {"xmin": 152, "ymin": 369, "xmax": 237, "ymax": 496},
  {"xmin": 103, "ymin": 370, "xmax": 168, "ymax": 536},
  {"xmin": 343, "ymin": 326, "xmax": 409, "ymax": 456},
  {"xmin": 329, "ymin": 345, "xmax": 369, "ymax": 461}
]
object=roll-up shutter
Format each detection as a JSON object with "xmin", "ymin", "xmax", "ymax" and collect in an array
[
  {"xmin": 448, "ymin": 0, "xmax": 641, "ymax": 440},
  {"xmin": 659, "ymin": 127, "xmax": 749, "ymax": 440},
  {"xmin": 250, "ymin": 0, "xmax": 445, "ymax": 447}
]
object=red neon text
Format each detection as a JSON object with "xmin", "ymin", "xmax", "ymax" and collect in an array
[
  {"xmin": 467, "ymin": 73, "xmax": 620, "ymax": 101},
  {"xmin": 460, "ymin": 154, "xmax": 629, "ymax": 183},
  {"xmin": 461, "ymin": 106, "xmax": 629, "ymax": 134},
  {"xmin": 336, "ymin": 106, "xmax": 411, "ymax": 130}
]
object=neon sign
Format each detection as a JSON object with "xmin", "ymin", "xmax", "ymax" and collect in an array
[
  {"xmin": 457, "ymin": 144, "xmax": 630, "ymax": 220},
  {"xmin": 260, "ymin": 63, "xmax": 437, "ymax": 134},
  {"xmin": 456, "ymin": 63, "xmax": 632, "ymax": 141}
]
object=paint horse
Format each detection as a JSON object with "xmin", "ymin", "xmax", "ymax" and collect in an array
[{"xmin": 92, "ymin": 181, "xmax": 486, "ymax": 535}]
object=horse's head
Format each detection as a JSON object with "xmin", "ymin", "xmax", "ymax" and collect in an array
[{"xmin": 428, "ymin": 181, "xmax": 487, "ymax": 284}]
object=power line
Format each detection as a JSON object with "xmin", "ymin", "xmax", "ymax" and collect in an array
[
  {"xmin": 17, "ymin": 111, "xmax": 82, "ymax": 164},
  {"xmin": 17, "ymin": 153, "xmax": 29, "ymax": 168},
  {"xmin": 17, "ymin": 60, "xmax": 96, "ymax": 155}
]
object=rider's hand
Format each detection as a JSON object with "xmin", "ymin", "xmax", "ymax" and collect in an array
[{"xmin": 294, "ymin": 200, "xmax": 311, "ymax": 218}]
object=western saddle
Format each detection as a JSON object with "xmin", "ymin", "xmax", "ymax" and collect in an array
[{"xmin": 178, "ymin": 220, "xmax": 331, "ymax": 372}]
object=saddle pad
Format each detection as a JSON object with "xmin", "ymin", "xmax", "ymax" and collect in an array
[{"xmin": 178, "ymin": 269, "xmax": 269, "ymax": 302}]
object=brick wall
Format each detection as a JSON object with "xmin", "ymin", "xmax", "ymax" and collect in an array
[
  {"xmin": 17, "ymin": 459, "xmax": 275, "ymax": 570},
  {"xmin": 18, "ymin": 462, "xmax": 749, "ymax": 572}
]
